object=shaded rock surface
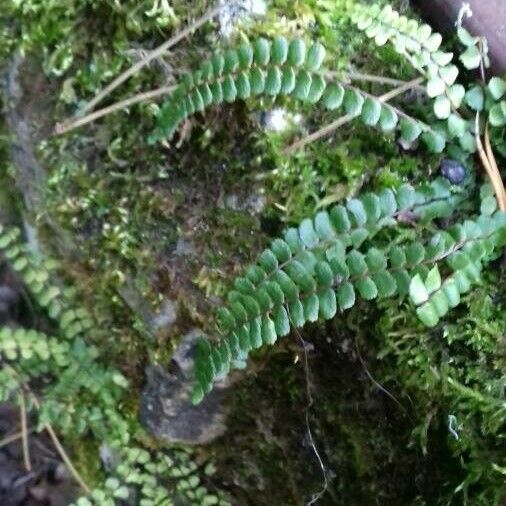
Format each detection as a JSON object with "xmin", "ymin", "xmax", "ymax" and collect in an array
[
  {"xmin": 413, "ymin": 0, "xmax": 506, "ymax": 73},
  {"xmin": 139, "ymin": 330, "xmax": 228, "ymax": 445}
]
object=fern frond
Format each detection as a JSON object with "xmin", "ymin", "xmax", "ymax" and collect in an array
[
  {"xmin": 352, "ymin": 5, "xmax": 457, "ymax": 107},
  {"xmin": 193, "ymin": 207, "xmax": 505, "ymax": 402},
  {"xmin": 351, "ymin": 4, "xmax": 479, "ymax": 153},
  {"xmin": 190, "ymin": 179, "xmax": 496, "ymax": 403},
  {"xmin": 71, "ymin": 446, "xmax": 230, "ymax": 506},
  {"xmin": 0, "ymin": 325, "xmax": 128, "ymax": 440},
  {"xmin": 0, "ymin": 326, "xmax": 70, "ymax": 374},
  {"xmin": 410, "ymin": 212, "xmax": 506, "ymax": 326},
  {"xmin": 149, "ymin": 36, "xmax": 446, "ymax": 152},
  {"xmin": 0, "ymin": 224, "xmax": 94, "ymax": 340}
]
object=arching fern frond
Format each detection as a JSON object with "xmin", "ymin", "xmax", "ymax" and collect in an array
[
  {"xmin": 0, "ymin": 224, "xmax": 94, "ymax": 340},
  {"xmin": 149, "ymin": 36, "xmax": 446, "ymax": 152},
  {"xmin": 149, "ymin": 36, "xmax": 328, "ymax": 142},
  {"xmin": 350, "ymin": 4, "xmax": 482, "ymax": 155},
  {"xmin": 190, "ymin": 179, "xmax": 506, "ymax": 404},
  {"xmin": 352, "ymin": 5, "xmax": 460, "ymax": 112},
  {"xmin": 409, "ymin": 211, "xmax": 506, "ymax": 325}
]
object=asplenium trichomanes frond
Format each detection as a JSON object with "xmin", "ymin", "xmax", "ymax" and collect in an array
[
  {"xmin": 352, "ymin": 3, "xmax": 506, "ymax": 158},
  {"xmin": 190, "ymin": 179, "xmax": 506, "ymax": 404},
  {"xmin": 0, "ymin": 224, "xmax": 130, "ymax": 441},
  {"xmin": 0, "ymin": 223, "xmax": 228, "ymax": 506},
  {"xmin": 149, "ymin": 9, "xmax": 505, "ymax": 166},
  {"xmin": 149, "ymin": 35, "xmax": 446, "ymax": 152},
  {"xmin": 146, "ymin": 3, "xmax": 506, "ymax": 404}
]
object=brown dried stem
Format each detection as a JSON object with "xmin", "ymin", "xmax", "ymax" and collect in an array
[
  {"xmin": 55, "ymin": 84, "xmax": 177, "ymax": 135},
  {"xmin": 475, "ymin": 115, "xmax": 506, "ymax": 211},
  {"xmin": 19, "ymin": 391, "xmax": 31, "ymax": 472},
  {"xmin": 284, "ymin": 77, "xmax": 424, "ymax": 154},
  {"xmin": 77, "ymin": 3, "xmax": 225, "ymax": 116}
]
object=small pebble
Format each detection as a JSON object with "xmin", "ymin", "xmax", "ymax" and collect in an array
[{"xmin": 440, "ymin": 159, "xmax": 466, "ymax": 184}]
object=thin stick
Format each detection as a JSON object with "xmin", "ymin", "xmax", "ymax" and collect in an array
[
  {"xmin": 343, "ymin": 71, "xmax": 419, "ymax": 87},
  {"xmin": 79, "ymin": 3, "xmax": 225, "ymax": 116},
  {"xmin": 484, "ymin": 125, "xmax": 506, "ymax": 211},
  {"xmin": 376, "ymin": 77, "xmax": 423, "ymax": 102},
  {"xmin": 284, "ymin": 113, "xmax": 355, "ymax": 155},
  {"xmin": 42, "ymin": 421, "xmax": 91, "ymax": 494},
  {"xmin": 57, "ymin": 72, "xmax": 418, "ymax": 135},
  {"xmin": 29, "ymin": 394, "xmax": 91, "ymax": 495},
  {"xmin": 4, "ymin": 365, "xmax": 91, "ymax": 495},
  {"xmin": 475, "ymin": 116, "xmax": 506, "ymax": 211},
  {"xmin": 55, "ymin": 84, "xmax": 177, "ymax": 135},
  {"xmin": 19, "ymin": 391, "xmax": 32, "ymax": 471},
  {"xmin": 284, "ymin": 77, "xmax": 423, "ymax": 154},
  {"xmin": 0, "ymin": 431, "xmax": 24, "ymax": 449}
]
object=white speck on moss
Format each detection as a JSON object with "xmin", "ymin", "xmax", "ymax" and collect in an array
[{"xmin": 262, "ymin": 108, "xmax": 302, "ymax": 132}]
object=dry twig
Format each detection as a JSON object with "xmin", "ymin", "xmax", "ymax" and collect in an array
[
  {"xmin": 19, "ymin": 391, "xmax": 32, "ymax": 472},
  {"xmin": 77, "ymin": 3, "xmax": 225, "ymax": 117},
  {"xmin": 0, "ymin": 430, "xmax": 22, "ymax": 449},
  {"xmin": 55, "ymin": 84, "xmax": 177, "ymax": 135},
  {"xmin": 29, "ymin": 393, "xmax": 91, "ymax": 495},
  {"xmin": 55, "ymin": 68, "xmax": 419, "ymax": 136},
  {"xmin": 284, "ymin": 77, "xmax": 424, "ymax": 154},
  {"xmin": 4, "ymin": 365, "xmax": 91, "ymax": 495},
  {"xmin": 475, "ymin": 115, "xmax": 506, "ymax": 211}
]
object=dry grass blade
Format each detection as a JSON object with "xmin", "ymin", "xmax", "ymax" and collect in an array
[
  {"xmin": 284, "ymin": 77, "xmax": 424, "ymax": 154},
  {"xmin": 4, "ymin": 365, "xmax": 91, "ymax": 495},
  {"xmin": 19, "ymin": 391, "xmax": 32, "ymax": 472},
  {"xmin": 475, "ymin": 115, "xmax": 506, "ymax": 211},
  {"xmin": 29, "ymin": 393, "xmax": 91, "ymax": 495},
  {"xmin": 484, "ymin": 125, "xmax": 506, "ymax": 211},
  {"xmin": 77, "ymin": 3, "xmax": 224, "ymax": 117},
  {"xmin": 0, "ymin": 430, "xmax": 24, "ymax": 449}
]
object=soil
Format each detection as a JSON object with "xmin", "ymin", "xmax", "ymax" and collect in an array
[{"xmin": 0, "ymin": 404, "xmax": 77, "ymax": 506}]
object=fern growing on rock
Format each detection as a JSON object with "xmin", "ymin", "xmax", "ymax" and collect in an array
[
  {"xmin": 191, "ymin": 178, "xmax": 506, "ymax": 403},
  {"xmin": 0, "ymin": 224, "xmax": 131, "ymax": 442},
  {"xmin": 72, "ymin": 446, "xmax": 229, "ymax": 506},
  {"xmin": 153, "ymin": 3, "xmax": 505, "ymax": 404},
  {"xmin": 0, "ymin": 223, "xmax": 226, "ymax": 505},
  {"xmin": 150, "ymin": 2, "xmax": 506, "ymax": 189},
  {"xmin": 3, "ymin": 0, "xmax": 506, "ymax": 502},
  {"xmin": 0, "ymin": 224, "xmax": 95, "ymax": 339}
]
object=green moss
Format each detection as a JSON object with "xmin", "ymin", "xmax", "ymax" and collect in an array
[
  {"xmin": 2, "ymin": 0, "xmax": 505, "ymax": 504},
  {"xmin": 259, "ymin": 120, "xmax": 429, "ymax": 224},
  {"xmin": 67, "ymin": 437, "xmax": 105, "ymax": 489},
  {"xmin": 376, "ymin": 273, "xmax": 506, "ymax": 505}
]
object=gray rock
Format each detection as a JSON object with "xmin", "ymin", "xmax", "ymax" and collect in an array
[
  {"xmin": 224, "ymin": 194, "xmax": 240, "ymax": 210},
  {"xmin": 174, "ymin": 238, "xmax": 195, "ymax": 257},
  {"xmin": 245, "ymin": 192, "xmax": 266, "ymax": 215},
  {"xmin": 223, "ymin": 190, "xmax": 266, "ymax": 215},
  {"xmin": 99, "ymin": 444, "xmax": 121, "ymax": 472},
  {"xmin": 139, "ymin": 329, "xmax": 228, "ymax": 445}
]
